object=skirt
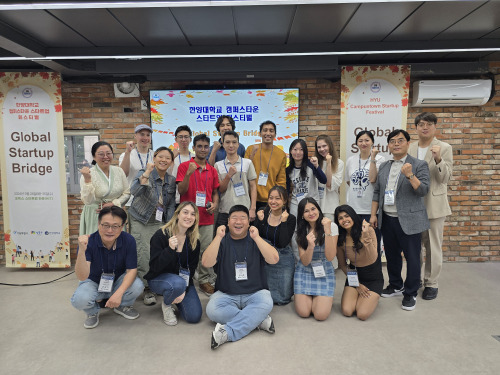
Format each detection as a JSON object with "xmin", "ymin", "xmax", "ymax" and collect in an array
[
  {"xmin": 294, "ymin": 259, "xmax": 335, "ymax": 297},
  {"xmin": 344, "ymin": 259, "xmax": 384, "ymax": 296},
  {"xmin": 265, "ymin": 245, "xmax": 295, "ymax": 305}
]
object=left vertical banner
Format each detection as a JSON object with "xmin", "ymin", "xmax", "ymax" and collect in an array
[{"xmin": 0, "ymin": 72, "xmax": 70, "ymax": 268}]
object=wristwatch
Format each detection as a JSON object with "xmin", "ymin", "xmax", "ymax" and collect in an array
[{"xmin": 406, "ymin": 173, "xmax": 414, "ymax": 180}]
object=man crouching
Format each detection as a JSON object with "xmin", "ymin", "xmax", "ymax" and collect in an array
[{"xmin": 202, "ymin": 204, "xmax": 279, "ymax": 349}]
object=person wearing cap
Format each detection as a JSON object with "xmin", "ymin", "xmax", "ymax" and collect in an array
[
  {"xmin": 119, "ymin": 124, "xmax": 155, "ymax": 208},
  {"xmin": 207, "ymin": 115, "xmax": 245, "ymax": 167}
]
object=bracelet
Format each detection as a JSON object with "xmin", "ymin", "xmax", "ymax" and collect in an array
[
  {"xmin": 326, "ymin": 233, "xmax": 335, "ymax": 237},
  {"xmin": 142, "ymin": 174, "xmax": 150, "ymax": 179},
  {"xmin": 370, "ymin": 160, "xmax": 376, "ymax": 163}
]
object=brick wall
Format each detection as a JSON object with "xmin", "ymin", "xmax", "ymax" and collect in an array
[{"xmin": 0, "ymin": 63, "xmax": 499, "ymax": 264}]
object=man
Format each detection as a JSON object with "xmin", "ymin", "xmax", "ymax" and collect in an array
[
  {"xmin": 207, "ymin": 115, "xmax": 245, "ymax": 166},
  {"xmin": 70, "ymin": 206, "xmax": 144, "ymax": 328},
  {"xmin": 177, "ymin": 134, "xmax": 220, "ymax": 296},
  {"xmin": 370, "ymin": 129, "xmax": 430, "ymax": 311},
  {"xmin": 214, "ymin": 130, "xmax": 257, "ymax": 225},
  {"xmin": 409, "ymin": 112, "xmax": 453, "ymax": 301},
  {"xmin": 171, "ymin": 125, "xmax": 195, "ymax": 204},
  {"xmin": 119, "ymin": 124, "xmax": 154, "ymax": 206},
  {"xmin": 244, "ymin": 120, "xmax": 287, "ymax": 210},
  {"xmin": 202, "ymin": 205, "xmax": 279, "ymax": 350}
]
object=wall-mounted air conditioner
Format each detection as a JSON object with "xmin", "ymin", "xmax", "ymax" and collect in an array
[{"xmin": 412, "ymin": 79, "xmax": 492, "ymax": 107}]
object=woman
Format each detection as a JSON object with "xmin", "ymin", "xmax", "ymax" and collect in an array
[
  {"xmin": 144, "ymin": 202, "xmax": 202, "ymax": 326},
  {"xmin": 286, "ymin": 139, "xmax": 327, "ymax": 217},
  {"xmin": 294, "ymin": 198, "xmax": 338, "ymax": 321},
  {"xmin": 255, "ymin": 186, "xmax": 296, "ymax": 305},
  {"xmin": 345, "ymin": 130, "xmax": 384, "ymax": 255},
  {"xmin": 315, "ymin": 135, "xmax": 344, "ymax": 221},
  {"xmin": 129, "ymin": 146, "xmax": 176, "ymax": 306},
  {"xmin": 79, "ymin": 141, "xmax": 130, "ymax": 235},
  {"xmin": 334, "ymin": 205, "xmax": 383, "ymax": 320}
]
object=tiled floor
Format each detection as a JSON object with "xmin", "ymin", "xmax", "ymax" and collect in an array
[{"xmin": 1, "ymin": 262, "xmax": 499, "ymax": 375}]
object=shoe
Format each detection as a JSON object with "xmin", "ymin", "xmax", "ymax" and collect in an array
[
  {"xmin": 83, "ymin": 313, "xmax": 99, "ymax": 329},
  {"xmin": 422, "ymin": 287, "xmax": 438, "ymax": 300},
  {"xmin": 97, "ymin": 299, "xmax": 109, "ymax": 308},
  {"xmin": 258, "ymin": 315, "xmax": 275, "ymax": 334},
  {"xmin": 199, "ymin": 282, "xmax": 215, "ymax": 296},
  {"xmin": 381, "ymin": 285, "xmax": 404, "ymax": 298},
  {"xmin": 113, "ymin": 306, "xmax": 140, "ymax": 320},
  {"xmin": 401, "ymin": 295, "xmax": 417, "ymax": 311},
  {"xmin": 211, "ymin": 323, "xmax": 228, "ymax": 350},
  {"xmin": 143, "ymin": 291, "xmax": 157, "ymax": 306},
  {"xmin": 161, "ymin": 302, "xmax": 178, "ymax": 326}
]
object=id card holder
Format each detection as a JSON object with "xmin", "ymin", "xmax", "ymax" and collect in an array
[
  {"xmin": 318, "ymin": 186, "xmax": 325, "ymax": 199},
  {"xmin": 155, "ymin": 206, "xmax": 164, "ymax": 222},
  {"xmin": 258, "ymin": 172, "xmax": 268, "ymax": 186},
  {"xmin": 357, "ymin": 188, "xmax": 363, "ymax": 198},
  {"xmin": 196, "ymin": 191, "xmax": 206, "ymax": 207},
  {"xmin": 296, "ymin": 192, "xmax": 305, "ymax": 203},
  {"xmin": 233, "ymin": 182, "xmax": 245, "ymax": 197},
  {"xmin": 235, "ymin": 261, "xmax": 248, "ymax": 281},
  {"xmin": 347, "ymin": 270, "xmax": 360, "ymax": 287},
  {"xmin": 98, "ymin": 273, "xmax": 114, "ymax": 293},
  {"xmin": 179, "ymin": 268, "xmax": 190, "ymax": 287},
  {"xmin": 311, "ymin": 261, "xmax": 326, "ymax": 278},
  {"xmin": 384, "ymin": 190, "xmax": 395, "ymax": 206}
]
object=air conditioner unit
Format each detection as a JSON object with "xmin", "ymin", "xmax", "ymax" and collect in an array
[{"xmin": 412, "ymin": 79, "xmax": 492, "ymax": 107}]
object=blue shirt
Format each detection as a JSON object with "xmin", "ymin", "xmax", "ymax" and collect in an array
[
  {"xmin": 84, "ymin": 231, "xmax": 138, "ymax": 284},
  {"xmin": 208, "ymin": 141, "xmax": 246, "ymax": 164}
]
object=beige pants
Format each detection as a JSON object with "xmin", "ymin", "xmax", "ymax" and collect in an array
[
  {"xmin": 421, "ymin": 216, "xmax": 446, "ymax": 288},
  {"xmin": 197, "ymin": 224, "xmax": 217, "ymax": 284}
]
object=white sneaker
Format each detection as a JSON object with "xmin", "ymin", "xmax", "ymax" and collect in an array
[
  {"xmin": 161, "ymin": 302, "xmax": 177, "ymax": 326},
  {"xmin": 143, "ymin": 291, "xmax": 157, "ymax": 306},
  {"xmin": 211, "ymin": 323, "xmax": 228, "ymax": 350},
  {"xmin": 258, "ymin": 315, "xmax": 275, "ymax": 334}
]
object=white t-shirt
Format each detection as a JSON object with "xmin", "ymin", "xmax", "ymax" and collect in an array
[
  {"xmin": 318, "ymin": 159, "xmax": 344, "ymax": 215},
  {"xmin": 119, "ymin": 149, "xmax": 154, "ymax": 206},
  {"xmin": 345, "ymin": 154, "xmax": 384, "ymax": 215},
  {"xmin": 418, "ymin": 146, "xmax": 429, "ymax": 160},
  {"xmin": 172, "ymin": 152, "xmax": 195, "ymax": 204}
]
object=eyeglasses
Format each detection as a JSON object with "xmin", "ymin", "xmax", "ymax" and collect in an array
[
  {"xmin": 417, "ymin": 121, "xmax": 435, "ymax": 128},
  {"xmin": 176, "ymin": 135, "xmax": 191, "ymax": 140},
  {"xmin": 100, "ymin": 223, "xmax": 123, "ymax": 231},
  {"xmin": 96, "ymin": 152, "xmax": 113, "ymax": 158},
  {"xmin": 389, "ymin": 138, "xmax": 407, "ymax": 145}
]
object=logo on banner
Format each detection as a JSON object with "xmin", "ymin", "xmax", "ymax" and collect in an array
[
  {"xmin": 22, "ymin": 87, "xmax": 33, "ymax": 98},
  {"xmin": 370, "ymin": 82, "xmax": 381, "ymax": 93},
  {"xmin": 152, "ymin": 93, "xmax": 160, "ymax": 101}
]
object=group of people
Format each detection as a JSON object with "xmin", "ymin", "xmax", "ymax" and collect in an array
[{"xmin": 70, "ymin": 112, "xmax": 452, "ymax": 350}]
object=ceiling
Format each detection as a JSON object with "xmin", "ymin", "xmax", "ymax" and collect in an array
[{"xmin": 0, "ymin": 0, "xmax": 499, "ymax": 82}]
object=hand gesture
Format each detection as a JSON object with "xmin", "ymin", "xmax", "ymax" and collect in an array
[
  {"xmin": 362, "ymin": 219, "xmax": 370, "ymax": 233},
  {"xmin": 249, "ymin": 226, "xmax": 259, "ymax": 240},
  {"xmin": 213, "ymin": 141, "xmax": 221, "ymax": 151},
  {"xmin": 228, "ymin": 165, "xmax": 237, "ymax": 178},
  {"xmin": 356, "ymin": 283, "xmax": 371, "ymax": 298},
  {"xmin": 371, "ymin": 148, "xmax": 379, "ymax": 160},
  {"xmin": 310, "ymin": 156, "xmax": 319, "ymax": 168},
  {"xmin": 257, "ymin": 209, "xmax": 265, "ymax": 221},
  {"xmin": 145, "ymin": 162, "xmax": 155, "ymax": 173},
  {"xmin": 369, "ymin": 214, "xmax": 378, "ymax": 229},
  {"xmin": 325, "ymin": 154, "xmax": 332, "ymax": 163},
  {"xmin": 206, "ymin": 201, "xmax": 217, "ymax": 214},
  {"xmin": 80, "ymin": 166, "xmax": 91, "ymax": 182},
  {"xmin": 306, "ymin": 231, "xmax": 316, "ymax": 248},
  {"xmin": 250, "ymin": 145, "xmax": 260, "ymax": 160},
  {"xmin": 78, "ymin": 235, "xmax": 89, "ymax": 251},
  {"xmin": 321, "ymin": 216, "xmax": 332, "ymax": 230},
  {"xmin": 172, "ymin": 148, "xmax": 180, "ymax": 158},
  {"xmin": 187, "ymin": 162, "xmax": 198, "ymax": 176},
  {"xmin": 105, "ymin": 293, "xmax": 122, "ymax": 308},
  {"xmin": 401, "ymin": 163, "xmax": 413, "ymax": 178},
  {"xmin": 281, "ymin": 209, "xmax": 289, "ymax": 223},
  {"xmin": 430, "ymin": 145, "xmax": 441, "ymax": 163},
  {"xmin": 125, "ymin": 141, "xmax": 134, "ymax": 154},
  {"xmin": 216, "ymin": 225, "xmax": 226, "ymax": 239},
  {"xmin": 168, "ymin": 235, "xmax": 178, "ymax": 250},
  {"xmin": 249, "ymin": 208, "xmax": 256, "ymax": 222}
]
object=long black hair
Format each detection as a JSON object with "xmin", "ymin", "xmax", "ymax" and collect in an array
[
  {"xmin": 286, "ymin": 138, "xmax": 308, "ymax": 180},
  {"xmin": 296, "ymin": 197, "xmax": 324, "ymax": 250},
  {"xmin": 334, "ymin": 205, "xmax": 363, "ymax": 252}
]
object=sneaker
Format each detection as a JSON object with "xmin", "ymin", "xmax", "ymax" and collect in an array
[
  {"xmin": 199, "ymin": 282, "xmax": 215, "ymax": 296},
  {"xmin": 211, "ymin": 323, "xmax": 228, "ymax": 350},
  {"xmin": 113, "ymin": 306, "xmax": 140, "ymax": 320},
  {"xmin": 83, "ymin": 313, "xmax": 99, "ymax": 329},
  {"xmin": 422, "ymin": 287, "xmax": 438, "ymax": 300},
  {"xmin": 401, "ymin": 295, "xmax": 417, "ymax": 311},
  {"xmin": 143, "ymin": 291, "xmax": 157, "ymax": 306},
  {"xmin": 381, "ymin": 285, "xmax": 404, "ymax": 298},
  {"xmin": 258, "ymin": 315, "xmax": 275, "ymax": 334},
  {"xmin": 161, "ymin": 302, "xmax": 178, "ymax": 326}
]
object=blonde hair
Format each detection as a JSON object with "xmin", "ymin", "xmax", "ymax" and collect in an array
[{"xmin": 161, "ymin": 202, "xmax": 200, "ymax": 249}]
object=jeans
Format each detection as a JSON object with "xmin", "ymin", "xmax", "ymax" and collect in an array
[
  {"xmin": 265, "ymin": 245, "xmax": 295, "ymax": 305},
  {"xmin": 148, "ymin": 273, "xmax": 202, "ymax": 323},
  {"xmin": 70, "ymin": 273, "xmax": 144, "ymax": 316},
  {"xmin": 206, "ymin": 289, "xmax": 273, "ymax": 342}
]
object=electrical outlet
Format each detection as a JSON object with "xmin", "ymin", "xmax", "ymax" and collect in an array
[{"xmin": 141, "ymin": 100, "xmax": 148, "ymax": 111}]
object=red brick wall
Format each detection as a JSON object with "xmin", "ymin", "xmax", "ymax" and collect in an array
[{"xmin": 1, "ymin": 63, "xmax": 499, "ymax": 263}]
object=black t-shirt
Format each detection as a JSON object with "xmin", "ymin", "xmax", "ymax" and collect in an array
[{"xmin": 214, "ymin": 233, "xmax": 268, "ymax": 295}]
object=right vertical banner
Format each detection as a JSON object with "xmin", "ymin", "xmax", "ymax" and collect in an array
[{"xmin": 340, "ymin": 65, "xmax": 411, "ymax": 203}]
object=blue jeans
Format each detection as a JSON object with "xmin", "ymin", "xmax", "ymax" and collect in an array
[
  {"xmin": 70, "ymin": 273, "xmax": 144, "ymax": 316},
  {"xmin": 148, "ymin": 273, "xmax": 202, "ymax": 323},
  {"xmin": 265, "ymin": 245, "xmax": 295, "ymax": 305},
  {"xmin": 206, "ymin": 289, "xmax": 273, "ymax": 342}
]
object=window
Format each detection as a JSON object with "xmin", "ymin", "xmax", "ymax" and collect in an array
[{"xmin": 64, "ymin": 131, "xmax": 99, "ymax": 194}]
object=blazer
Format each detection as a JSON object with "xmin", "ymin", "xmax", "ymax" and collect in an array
[
  {"xmin": 408, "ymin": 137, "xmax": 453, "ymax": 219},
  {"xmin": 373, "ymin": 154, "xmax": 430, "ymax": 235}
]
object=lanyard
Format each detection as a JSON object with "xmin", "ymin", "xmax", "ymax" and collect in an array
[
  {"xmin": 386, "ymin": 161, "xmax": 402, "ymax": 191},
  {"xmin": 344, "ymin": 242, "xmax": 357, "ymax": 269},
  {"xmin": 259, "ymin": 146, "xmax": 273, "ymax": 174},
  {"xmin": 177, "ymin": 236, "xmax": 189, "ymax": 270},
  {"xmin": 136, "ymin": 149, "xmax": 150, "ymax": 169},
  {"xmin": 266, "ymin": 212, "xmax": 282, "ymax": 247},
  {"xmin": 223, "ymin": 157, "xmax": 243, "ymax": 183},
  {"xmin": 99, "ymin": 244, "xmax": 117, "ymax": 274},
  {"xmin": 358, "ymin": 156, "xmax": 370, "ymax": 186},
  {"xmin": 193, "ymin": 163, "xmax": 209, "ymax": 193},
  {"xmin": 229, "ymin": 233, "xmax": 250, "ymax": 262},
  {"xmin": 153, "ymin": 173, "xmax": 168, "ymax": 205}
]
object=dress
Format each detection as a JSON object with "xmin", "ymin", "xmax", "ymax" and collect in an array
[
  {"xmin": 79, "ymin": 165, "xmax": 130, "ymax": 235},
  {"xmin": 294, "ymin": 244, "xmax": 336, "ymax": 297}
]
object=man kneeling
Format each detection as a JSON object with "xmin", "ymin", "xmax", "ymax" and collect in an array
[
  {"xmin": 71, "ymin": 206, "xmax": 144, "ymax": 328},
  {"xmin": 202, "ymin": 205, "xmax": 279, "ymax": 349}
]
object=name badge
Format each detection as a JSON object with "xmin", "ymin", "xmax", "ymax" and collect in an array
[
  {"xmin": 357, "ymin": 188, "xmax": 363, "ymax": 198},
  {"xmin": 98, "ymin": 273, "xmax": 114, "ymax": 293},
  {"xmin": 318, "ymin": 186, "xmax": 325, "ymax": 199},
  {"xmin": 235, "ymin": 261, "xmax": 248, "ymax": 281},
  {"xmin": 258, "ymin": 172, "xmax": 268, "ymax": 186},
  {"xmin": 347, "ymin": 270, "xmax": 360, "ymax": 287},
  {"xmin": 233, "ymin": 182, "xmax": 245, "ymax": 197},
  {"xmin": 155, "ymin": 206, "xmax": 163, "ymax": 222},
  {"xmin": 311, "ymin": 261, "xmax": 326, "ymax": 278},
  {"xmin": 196, "ymin": 191, "xmax": 206, "ymax": 207},
  {"xmin": 179, "ymin": 268, "xmax": 190, "ymax": 287},
  {"xmin": 384, "ymin": 190, "xmax": 395, "ymax": 206},
  {"xmin": 296, "ymin": 192, "xmax": 305, "ymax": 203}
]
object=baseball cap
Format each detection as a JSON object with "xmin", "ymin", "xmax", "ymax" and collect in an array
[{"xmin": 135, "ymin": 124, "xmax": 153, "ymax": 133}]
